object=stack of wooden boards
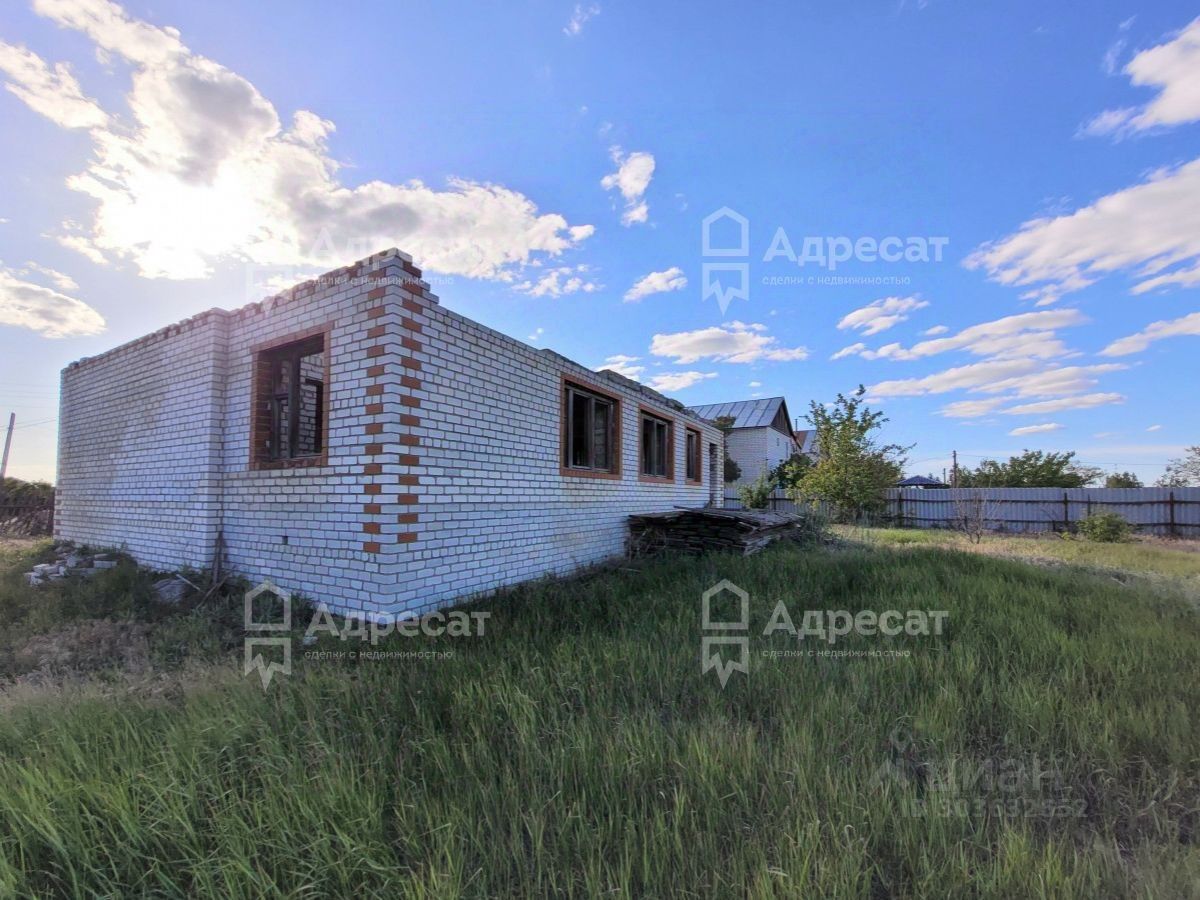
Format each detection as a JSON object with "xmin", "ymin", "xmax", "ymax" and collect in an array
[{"xmin": 628, "ymin": 507, "xmax": 806, "ymax": 557}]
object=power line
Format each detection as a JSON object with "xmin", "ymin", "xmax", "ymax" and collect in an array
[{"xmin": 12, "ymin": 417, "xmax": 57, "ymax": 430}]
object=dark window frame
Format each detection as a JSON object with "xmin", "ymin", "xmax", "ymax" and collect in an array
[
  {"xmin": 638, "ymin": 407, "xmax": 674, "ymax": 482},
  {"xmin": 685, "ymin": 426, "xmax": 702, "ymax": 484},
  {"xmin": 250, "ymin": 326, "xmax": 331, "ymax": 471},
  {"xmin": 560, "ymin": 377, "xmax": 621, "ymax": 479}
]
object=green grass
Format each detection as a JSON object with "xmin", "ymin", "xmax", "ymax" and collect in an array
[
  {"xmin": 1, "ymin": 539, "xmax": 1198, "ymax": 897},
  {"xmin": 852, "ymin": 527, "xmax": 1200, "ymax": 584}
]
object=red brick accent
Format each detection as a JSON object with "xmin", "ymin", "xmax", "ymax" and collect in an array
[
  {"xmin": 367, "ymin": 287, "xmax": 385, "ymax": 301},
  {"xmin": 402, "ymin": 298, "xmax": 423, "ymax": 314},
  {"xmin": 363, "ymin": 541, "xmax": 381, "ymax": 553},
  {"xmin": 364, "ymin": 443, "xmax": 383, "ymax": 455},
  {"xmin": 366, "ymin": 384, "xmax": 384, "ymax": 396},
  {"xmin": 366, "ymin": 345, "xmax": 385, "ymax": 359},
  {"xmin": 398, "ymin": 434, "xmax": 419, "ymax": 446},
  {"xmin": 400, "ymin": 414, "xmax": 420, "ymax": 427},
  {"xmin": 363, "ymin": 503, "xmax": 381, "ymax": 514},
  {"xmin": 398, "ymin": 474, "xmax": 419, "ymax": 486},
  {"xmin": 397, "ymin": 493, "xmax": 418, "ymax": 505},
  {"xmin": 396, "ymin": 512, "xmax": 419, "ymax": 524},
  {"xmin": 400, "ymin": 357, "xmax": 421, "ymax": 371},
  {"xmin": 366, "ymin": 365, "xmax": 385, "ymax": 378},
  {"xmin": 363, "ymin": 522, "xmax": 381, "ymax": 535},
  {"xmin": 401, "ymin": 375, "xmax": 421, "ymax": 390},
  {"xmin": 402, "ymin": 261, "xmax": 422, "ymax": 277},
  {"xmin": 401, "ymin": 337, "xmax": 422, "ymax": 353},
  {"xmin": 398, "ymin": 454, "xmax": 419, "ymax": 466},
  {"xmin": 365, "ymin": 422, "xmax": 383, "ymax": 435},
  {"xmin": 365, "ymin": 403, "xmax": 384, "ymax": 416},
  {"xmin": 400, "ymin": 395, "xmax": 420, "ymax": 408},
  {"xmin": 397, "ymin": 532, "xmax": 418, "ymax": 544},
  {"xmin": 364, "ymin": 483, "xmax": 382, "ymax": 495},
  {"xmin": 366, "ymin": 306, "xmax": 386, "ymax": 319},
  {"xmin": 400, "ymin": 317, "xmax": 422, "ymax": 333},
  {"xmin": 367, "ymin": 325, "xmax": 386, "ymax": 339}
]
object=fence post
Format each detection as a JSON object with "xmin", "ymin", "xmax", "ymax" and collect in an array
[
  {"xmin": 898, "ymin": 491, "xmax": 905, "ymax": 527},
  {"xmin": 1062, "ymin": 492, "xmax": 1070, "ymax": 532},
  {"xmin": 1169, "ymin": 491, "xmax": 1177, "ymax": 538}
]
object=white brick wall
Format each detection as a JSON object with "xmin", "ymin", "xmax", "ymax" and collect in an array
[
  {"xmin": 725, "ymin": 426, "xmax": 796, "ymax": 486},
  {"xmin": 56, "ymin": 249, "xmax": 724, "ymax": 618}
]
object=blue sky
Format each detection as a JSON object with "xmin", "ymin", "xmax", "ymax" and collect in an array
[{"xmin": 1, "ymin": 0, "xmax": 1198, "ymax": 483}]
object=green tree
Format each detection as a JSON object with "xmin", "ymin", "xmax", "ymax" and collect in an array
[
  {"xmin": 1104, "ymin": 471, "xmax": 1142, "ymax": 488},
  {"xmin": 769, "ymin": 453, "xmax": 813, "ymax": 492},
  {"xmin": 957, "ymin": 451, "xmax": 1102, "ymax": 488},
  {"xmin": 1158, "ymin": 446, "xmax": 1200, "ymax": 487},
  {"xmin": 738, "ymin": 472, "xmax": 774, "ymax": 509},
  {"xmin": 792, "ymin": 386, "xmax": 908, "ymax": 518}
]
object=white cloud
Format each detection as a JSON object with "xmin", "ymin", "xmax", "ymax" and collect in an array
[
  {"xmin": 1008, "ymin": 423, "xmax": 1063, "ymax": 436},
  {"xmin": 624, "ymin": 266, "xmax": 686, "ymax": 302},
  {"xmin": 563, "ymin": 3, "xmax": 600, "ymax": 37},
  {"xmin": 0, "ymin": 0, "xmax": 593, "ymax": 281},
  {"xmin": 650, "ymin": 321, "xmax": 808, "ymax": 364},
  {"xmin": 601, "ymin": 146, "xmax": 655, "ymax": 226},
  {"xmin": 21, "ymin": 261, "xmax": 79, "ymax": 292},
  {"xmin": 999, "ymin": 393, "xmax": 1125, "ymax": 415},
  {"xmin": 868, "ymin": 360, "xmax": 1125, "ymax": 399},
  {"xmin": 966, "ymin": 157, "xmax": 1200, "ymax": 304},
  {"xmin": 599, "ymin": 354, "xmax": 644, "ymax": 379},
  {"xmin": 0, "ymin": 265, "xmax": 105, "ymax": 337},
  {"xmin": 831, "ymin": 342, "xmax": 866, "ymax": 361},
  {"xmin": 646, "ymin": 371, "xmax": 716, "ymax": 392},
  {"xmin": 938, "ymin": 397, "xmax": 1006, "ymax": 418},
  {"xmin": 748, "ymin": 380, "xmax": 761, "ymax": 388},
  {"xmin": 527, "ymin": 327, "xmax": 544, "ymax": 342},
  {"xmin": 1083, "ymin": 16, "xmax": 1200, "ymax": 137},
  {"xmin": 0, "ymin": 41, "xmax": 107, "ymax": 128},
  {"xmin": 513, "ymin": 265, "xmax": 599, "ymax": 297},
  {"xmin": 922, "ymin": 324, "xmax": 949, "ymax": 336},
  {"xmin": 1100, "ymin": 310, "xmax": 1200, "ymax": 355},
  {"xmin": 985, "ymin": 364, "xmax": 1127, "ymax": 398},
  {"xmin": 1102, "ymin": 16, "xmax": 1136, "ymax": 76},
  {"xmin": 837, "ymin": 296, "xmax": 928, "ymax": 335},
  {"xmin": 835, "ymin": 310, "xmax": 1086, "ymax": 362},
  {"xmin": 1147, "ymin": 424, "xmax": 1162, "ymax": 431}
]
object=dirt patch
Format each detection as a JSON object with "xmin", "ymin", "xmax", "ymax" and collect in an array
[{"xmin": 5, "ymin": 619, "xmax": 153, "ymax": 683}]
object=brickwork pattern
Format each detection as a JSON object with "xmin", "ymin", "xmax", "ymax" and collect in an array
[{"xmin": 56, "ymin": 248, "xmax": 724, "ymax": 618}]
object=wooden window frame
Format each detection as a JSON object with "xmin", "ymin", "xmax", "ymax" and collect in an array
[
  {"xmin": 685, "ymin": 426, "xmax": 703, "ymax": 484},
  {"xmin": 560, "ymin": 376, "xmax": 622, "ymax": 480},
  {"xmin": 250, "ymin": 325, "xmax": 332, "ymax": 471},
  {"xmin": 638, "ymin": 406, "xmax": 675, "ymax": 483}
]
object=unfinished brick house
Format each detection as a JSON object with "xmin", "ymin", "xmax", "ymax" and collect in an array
[{"xmin": 55, "ymin": 249, "xmax": 724, "ymax": 618}]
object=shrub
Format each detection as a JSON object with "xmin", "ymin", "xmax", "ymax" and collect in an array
[
  {"xmin": 1077, "ymin": 511, "xmax": 1133, "ymax": 543},
  {"xmin": 738, "ymin": 472, "xmax": 774, "ymax": 510}
]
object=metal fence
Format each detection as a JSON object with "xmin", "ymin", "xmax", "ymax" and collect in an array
[
  {"xmin": 724, "ymin": 486, "xmax": 1200, "ymax": 536},
  {"xmin": 0, "ymin": 497, "xmax": 55, "ymax": 536}
]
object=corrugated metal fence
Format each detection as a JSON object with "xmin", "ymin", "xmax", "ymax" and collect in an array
[{"xmin": 724, "ymin": 487, "xmax": 1200, "ymax": 536}]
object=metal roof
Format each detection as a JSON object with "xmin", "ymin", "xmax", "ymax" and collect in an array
[
  {"xmin": 686, "ymin": 397, "xmax": 786, "ymax": 429},
  {"xmin": 896, "ymin": 475, "xmax": 947, "ymax": 487}
]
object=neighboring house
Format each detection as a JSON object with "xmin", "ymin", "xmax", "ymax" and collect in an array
[
  {"xmin": 687, "ymin": 397, "xmax": 799, "ymax": 487},
  {"xmin": 792, "ymin": 428, "xmax": 819, "ymax": 462},
  {"xmin": 896, "ymin": 475, "xmax": 947, "ymax": 489},
  {"xmin": 55, "ymin": 248, "xmax": 724, "ymax": 620}
]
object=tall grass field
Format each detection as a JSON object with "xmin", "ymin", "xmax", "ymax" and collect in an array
[{"xmin": 0, "ymin": 536, "xmax": 1198, "ymax": 897}]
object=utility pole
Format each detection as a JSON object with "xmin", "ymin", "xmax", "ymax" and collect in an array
[
  {"xmin": 950, "ymin": 450, "xmax": 958, "ymax": 488},
  {"xmin": 0, "ymin": 412, "xmax": 14, "ymax": 481}
]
